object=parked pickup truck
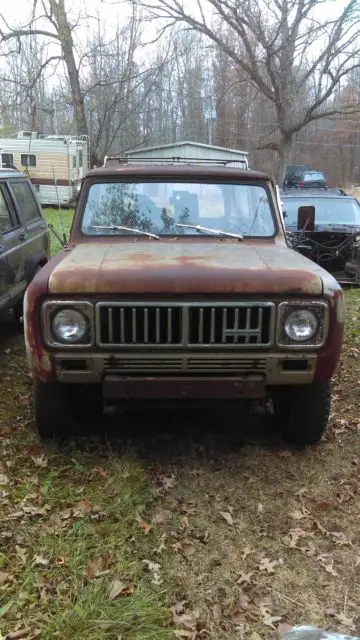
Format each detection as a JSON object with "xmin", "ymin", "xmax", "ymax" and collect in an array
[{"xmin": 24, "ymin": 157, "xmax": 345, "ymax": 445}]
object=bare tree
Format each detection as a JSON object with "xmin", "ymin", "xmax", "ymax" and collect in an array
[
  {"xmin": 0, "ymin": 0, "xmax": 88, "ymax": 137},
  {"xmin": 130, "ymin": 0, "xmax": 360, "ymax": 180}
]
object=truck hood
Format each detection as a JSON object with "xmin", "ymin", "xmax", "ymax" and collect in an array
[{"xmin": 48, "ymin": 241, "xmax": 325, "ymax": 296}]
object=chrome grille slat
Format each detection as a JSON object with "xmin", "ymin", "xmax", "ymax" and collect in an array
[
  {"xmin": 108, "ymin": 308, "xmax": 113, "ymax": 344},
  {"xmin": 103, "ymin": 355, "xmax": 267, "ymax": 373},
  {"xmin": 210, "ymin": 308, "xmax": 215, "ymax": 343},
  {"xmin": 167, "ymin": 308, "xmax": 172, "ymax": 344},
  {"xmin": 96, "ymin": 302, "xmax": 274, "ymax": 348},
  {"xmin": 120, "ymin": 309, "xmax": 125, "ymax": 343},
  {"xmin": 144, "ymin": 308, "xmax": 149, "ymax": 343}
]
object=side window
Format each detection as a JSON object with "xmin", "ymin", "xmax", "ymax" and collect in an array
[
  {"xmin": 0, "ymin": 187, "xmax": 15, "ymax": 234},
  {"xmin": 21, "ymin": 154, "xmax": 36, "ymax": 167},
  {"xmin": 1, "ymin": 153, "xmax": 14, "ymax": 165},
  {"xmin": 10, "ymin": 181, "xmax": 41, "ymax": 224}
]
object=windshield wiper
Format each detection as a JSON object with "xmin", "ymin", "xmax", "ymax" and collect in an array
[
  {"xmin": 175, "ymin": 223, "xmax": 243, "ymax": 240},
  {"xmin": 91, "ymin": 225, "xmax": 160, "ymax": 239}
]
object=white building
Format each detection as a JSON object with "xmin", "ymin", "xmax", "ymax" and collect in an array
[{"xmin": 123, "ymin": 140, "xmax": 249, "ymax": 169}]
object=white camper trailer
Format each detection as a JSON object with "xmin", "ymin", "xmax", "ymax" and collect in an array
[{"xmin": 0, "ymin": 131, "xmax": 89, "ymax": 206}]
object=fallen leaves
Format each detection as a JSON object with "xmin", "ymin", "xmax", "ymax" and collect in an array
[
  {"xmin": 32, "ymin": 555, "xmax": 49, "ymax": 567},
  {"xmin": 86, "ymin": 557, "xmax": 112, "ymax": 579},
  {"xmin": 108, "ymin": 580, "xmax": 134, "ymax": 600},
  {"xmin": 258, "ymin": 557, "xmax": 278, "ymax": 575},
  {"xmin": 219, "ymin": 511, "xmax": 234, "ymax": 526},
  {"xmin": 171, "ymin": 600, "xmax": 200, "ymax": 638},
  {"xmin": 290, "ymin": 507, "xmax": 309, "ymax": 521},
  {"xmin": 236, "ymin": 571, "xmax": 253, "ymax": 586},
  {"xmin": 316, "ymin": 554, "xmax": 338, "ymax": 577},
  {"xmin": 259, "ymin": 602, "xmax": 283, "ymax": 629},
  {"xmin": 30, "ymin": 454, "xmax": 48, "ymax": 468},
  {"xmin": 0, "ymin": 472, "xmax": 9, "ymax": 485},
  {"xmin": 334, "ymin": 612, "xmax": 356, "ymax": 631},
  {"xmin": 155, "ymin": 533, "xmax": 167, "ymax": 554},
  {"xmin": 136, "ymin": 515, "xmax": 153, "ymax": 534},
  {"xmin": 73, "ymin": 500, "xmax": 92, "ymax": 517},
  {"xmin": 0, "ymin": 571, "xmax": 11, "ymax": 585},
  {"xmin": 142, "ymin": 559, "xmax": 162, "ymax": 585}
]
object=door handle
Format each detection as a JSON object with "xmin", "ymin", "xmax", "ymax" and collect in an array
[{"xmin": 19, "ymin": 232, "xmax": 28, "ymax": 241}]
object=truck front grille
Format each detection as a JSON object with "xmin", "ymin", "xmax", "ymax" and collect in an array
[
  {"xmin": 103, "ymin": 354, "xmax": 267, "ymax": 374},
  {"xmin": 95, "ymin": 302, "xmax": 275, "ymax": 349}
]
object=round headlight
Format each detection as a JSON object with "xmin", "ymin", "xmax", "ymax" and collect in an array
[
  {"xmin": 284, "ymin": 309, "xmax": 318, "ymax": 342},
  {"xmin": 52, "ymin": 308, "xmax": 88, "ymax": 344}
]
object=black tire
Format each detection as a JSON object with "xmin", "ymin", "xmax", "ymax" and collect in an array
[
  {"xmin": 12, "ymin": 299, "xmax": 23, "ymax": 323},
  {"xmin": 72, "ymin": 384, "xmax": 103, "ymax": 423},
  {"xmin": 272, "ymin": 381, "xmax": 331, "ymax": 446},
  {"xmin": 34, "ymin": 381, "xmax": 76, "ymax": 439}
]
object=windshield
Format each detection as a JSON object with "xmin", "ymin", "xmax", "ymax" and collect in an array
[
  {"xmin": 303, "ymin": 172, "xmax": 325, "ymax": 181},
  {"xmin": 283, "ymin": 197, "xmax": 360, "ymax": 227},
  {"xmin": 81, "ymin": 181, "xmax": 275, "ymax": 237}
]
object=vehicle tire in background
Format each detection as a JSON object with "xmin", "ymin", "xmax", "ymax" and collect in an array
[
  {"xmin": 34, "ymin": 382, "xmax": 104, "ymax": 439},
  {"xmin": 34, "ymin": 381, "xmax": 76, "ymax": 439},
  {"xmin": 271, "ymin": 381, "xmax": 331, "ymax": 446}
]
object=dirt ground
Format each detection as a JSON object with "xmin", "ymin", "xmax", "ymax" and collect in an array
[{"xmin": 0, "ymin": 290, "xmax": 359, "ymax": 640}]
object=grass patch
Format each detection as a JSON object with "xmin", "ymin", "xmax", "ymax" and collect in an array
[
  {"xmin": 1, "ymin": 290, "xmax": 360, "ymax": 638},
  {"xmin": 43, "ymin": 208, "xmax": 74, "ymax": 256}
]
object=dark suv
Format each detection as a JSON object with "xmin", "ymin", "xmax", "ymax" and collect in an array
[
  {"xmin": 0, "ymin": 169, "xmax": 50, "ymax": 321},
  {"xmin": 285, "ymin": 170, "xmax": 327, "ymax": 189}
]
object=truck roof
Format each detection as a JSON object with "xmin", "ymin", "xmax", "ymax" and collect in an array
[
  {"xmin": 0, "ymin": 168, "xmax": 24, "ymax": 179},
  {"xmin": 86, "ymin": 165, "xmax": 270, "ymax": 181}
]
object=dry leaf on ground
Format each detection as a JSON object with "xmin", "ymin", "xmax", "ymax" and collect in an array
[
  {"xmin": 0, "ymin": 572, "xmax": 11, "ymax": 585},
  {"xmin": 31, "ymin": 454, "xmax": 48, "ymax": 468},
  {"xmin": 259, "ymin": 603, "xmax": 283, "ymax": 629},
  {"xmin": 32, "ymin": 555, "xmax": 49, "ymax": 567},
  {"xmin": 0, "ymin": 473, "xmax": 9, "ymax": 485},
  {"xmin": 109, "ymin": 580, "xmax": 134, "ymax": 600},
  {"xmin": 219, "ymin": 511, "xmax": 234, "ymax": 526},
  {"xmin": 136, "ymin": 515, "xmax": 152, "ymax": 534},
  {"xmin": 237, "ymin": 572, "xmax": 253, "ymax": 585},
  {"xmin": 258, "ymin": 557, "xmax": 278, "ymax": 574}
]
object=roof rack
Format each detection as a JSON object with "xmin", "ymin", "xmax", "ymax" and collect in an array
[
  {"xmin": 281, "ymin": 187, "xmax": 348, "ymax": 196},
  {"xmin": 103, "ymin": 155, "xmax": 247, "ymax": 168}
]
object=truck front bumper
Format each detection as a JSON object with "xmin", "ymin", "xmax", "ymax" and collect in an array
[{"xmin": 52, "ymin": 352, "xmax": 318, "ymax": 399}]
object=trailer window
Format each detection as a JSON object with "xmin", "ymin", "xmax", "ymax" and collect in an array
[
  {"xmin": 78, "ymin": 149, "xmax": 83, "ymax": 167},
  {"xmin": 72, "ymin": 156, "xmax": 77, "ymax": 169},
  {"xmin": 1, "ymin": 153, "xmax": 14, "ymax": 165},
  {"xmin": 10, "ymin": 181, "xmax": 40, "ymax": 223},
  {"xmin": 21, "ymin": 154, "xmax": 36, "ymax": 167}
]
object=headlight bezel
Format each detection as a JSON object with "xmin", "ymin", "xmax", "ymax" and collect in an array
[
  {"xmin": 42, "ymin": 300, "xmax": 94, "ymax": 348},
  {"xmin": 277, "ymin": 301, "xmax": 329, "ymax": 349}
]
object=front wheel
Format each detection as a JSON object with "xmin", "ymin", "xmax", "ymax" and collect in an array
[
  {"xmin": 271, "ymin": 381, "xmax": 331, "ymax": 446},
  {"xmin": 34, "ymin": 381, "xmax": 76, "ymax": 439},
  {"xmin": 33, "ymin": 382, "xmax": 104, "ymax": 439}
]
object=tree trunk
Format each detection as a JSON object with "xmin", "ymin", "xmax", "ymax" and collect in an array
[
  {"xmin": 50, "ymin": 0, "xmax": 88, "ymax": 137},
  {"xmin": 277, "ymin": 136, "xmax": 293, "ymax": 184}
]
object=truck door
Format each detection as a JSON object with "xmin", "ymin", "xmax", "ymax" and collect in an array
[{"xmin": 7, "ymin": 179, "xmax": 49, "ymax": 276}]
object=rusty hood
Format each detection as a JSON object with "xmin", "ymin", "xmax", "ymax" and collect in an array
[{"xmin": 48, "ymin": 241, "xmax": 327, "ymax": 295}]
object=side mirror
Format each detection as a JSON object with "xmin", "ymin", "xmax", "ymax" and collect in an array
[{"xmin": 297, "ymin": 205, "xmax": 315, "ymax": 231}]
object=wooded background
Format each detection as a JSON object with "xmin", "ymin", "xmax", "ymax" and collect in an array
[{"xmin": 1, "ymin": 0, "xmax": 360, "ymax": 183}]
